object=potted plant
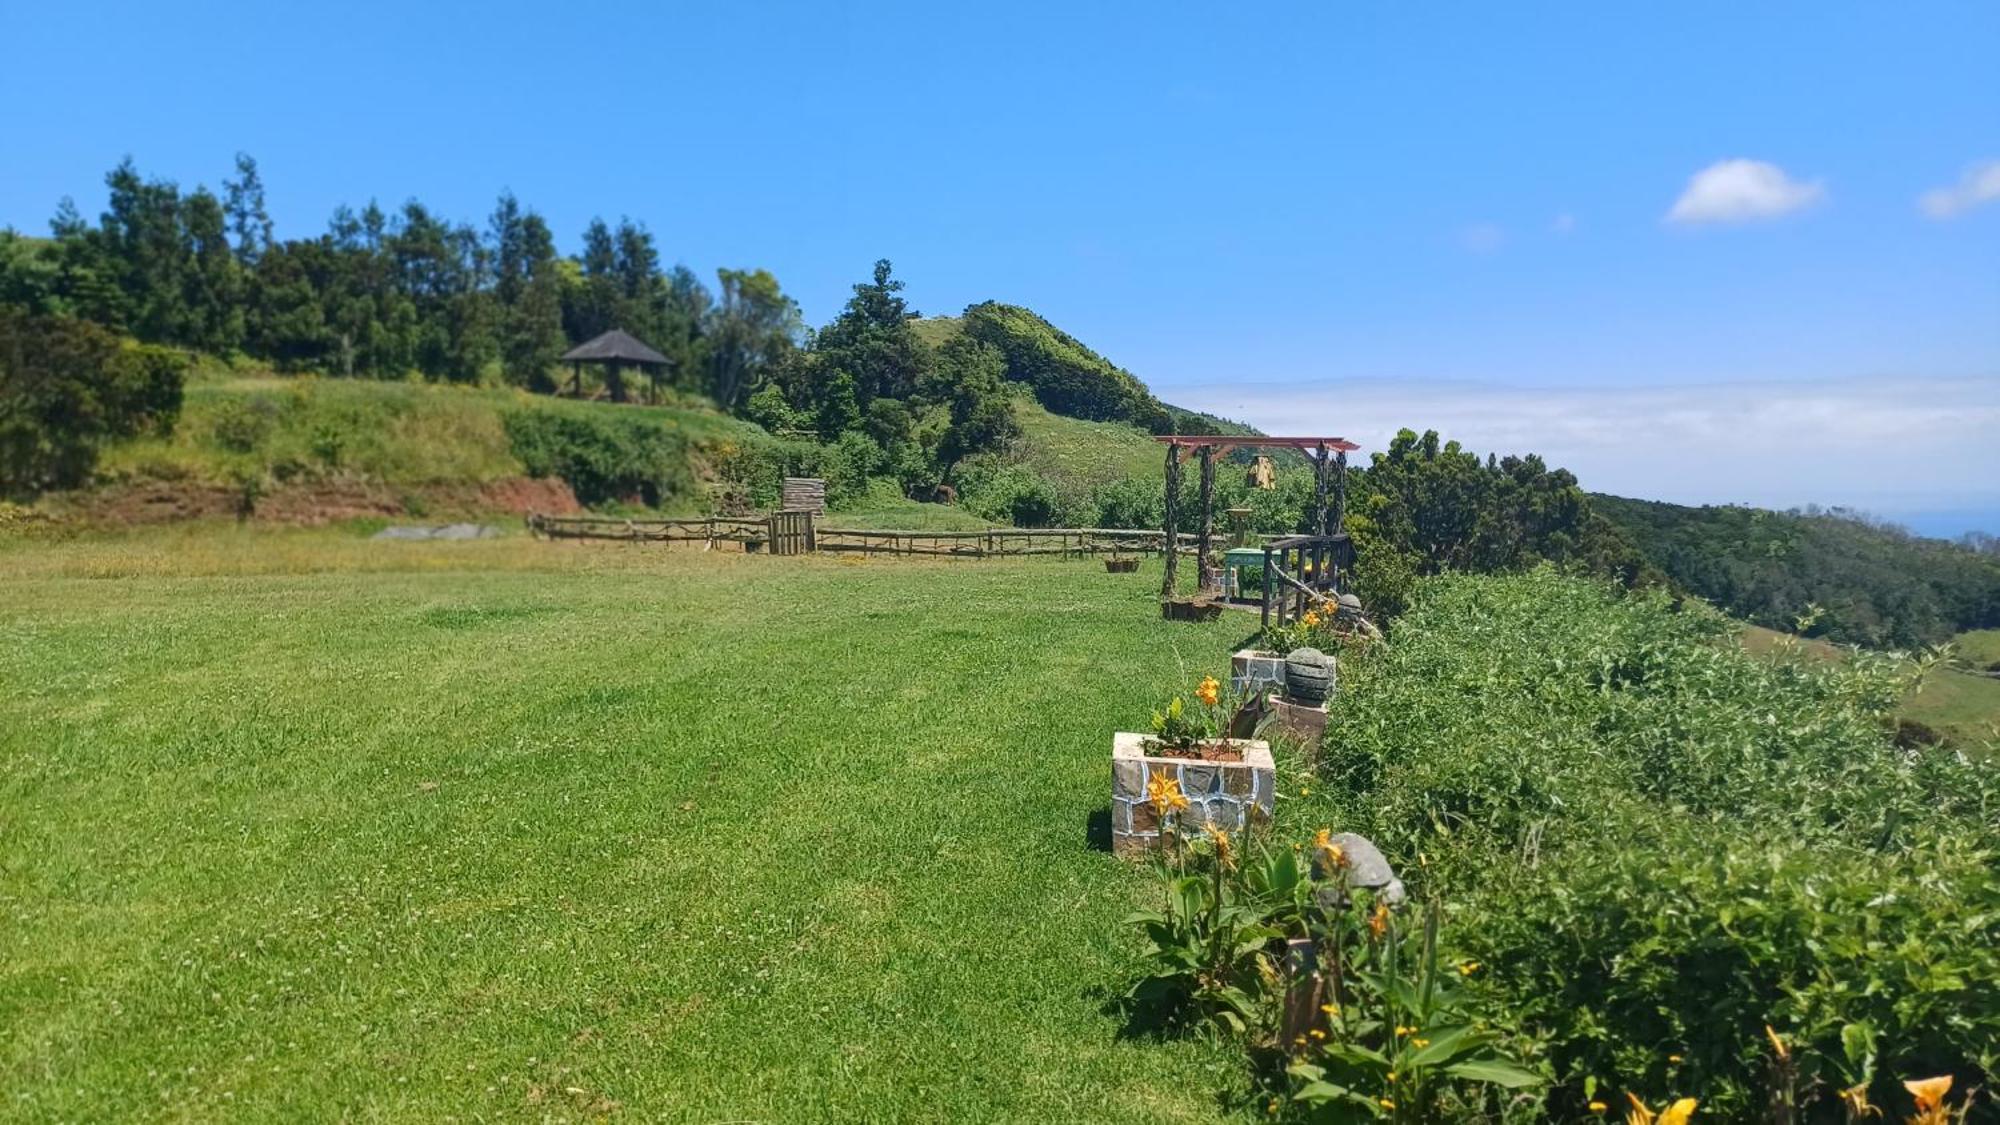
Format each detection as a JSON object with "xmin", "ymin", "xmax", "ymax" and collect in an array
[{"xmin": 1112, "ymin": 675, "xmax": 1274, "ymax": 858}]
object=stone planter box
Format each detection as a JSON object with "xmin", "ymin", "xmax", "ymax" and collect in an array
[
  {"xmin": 1266, "ymin": 695, "xmax": 1329, "ymax": 760},
  {"xmin": 1231, "ymin": 649, "xmax": 1286, "ymax": 696},
  {"xmin": 1161, "ymin": 597, "xmax": 1223, "ymax": 622},
  {"xmin": 1110, "ymin": 732, "xmax": 1274, "ymax": 859}
]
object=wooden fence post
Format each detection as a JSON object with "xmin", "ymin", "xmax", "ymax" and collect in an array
[{"xmin": 1161, "ymin": 443, "xmax": 1182, "ymax": 597}]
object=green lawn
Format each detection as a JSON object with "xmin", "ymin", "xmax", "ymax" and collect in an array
[{"xmin": 0, "ymin": 528, "xmax": 1261, "ymax": 1121}]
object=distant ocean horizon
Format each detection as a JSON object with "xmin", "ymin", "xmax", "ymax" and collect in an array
[{"xmin": 1890, "ymin": 508, "xmax": 2000, "ymax": 542}]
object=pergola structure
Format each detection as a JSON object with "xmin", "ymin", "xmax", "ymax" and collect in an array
[
  {"xmin": 560, "ymin": 329, "xmax": 670, "ymax": 404},
  {"xmin": 1155, "ymin": 435, "xmax": 1361, "ymax": 624}
]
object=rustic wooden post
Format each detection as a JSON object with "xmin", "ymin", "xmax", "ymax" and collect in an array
[
  {"xmin": 1261, "ymin": 545, "xmax": 1274, "ymax": 631},
  {"xmin": 1313, "ymin": 443, "xmax": 1330, "ymax": 540},
  {"xmin": 1161, "ymin": 442, "xmax": 1181, "ymax": 597},
  {"xmin": 1332, "ymin": 449, "xmax": 1348, "ymax": 538},
  {"xmin": 1196, "ymin": 444, "xmax": 1217, "ymax": 593}
]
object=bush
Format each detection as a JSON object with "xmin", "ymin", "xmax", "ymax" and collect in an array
[
  {"xmin": 502, "ymin": 409, "xmax": 693, "ymax": 507},
  {"xmin": 1309, "ymin": 569, "xmax": 2000, "ymax": 1118},
  {"xmin": 965, "ymin": 465, "xmax": 1066, "ymax": 527},
  {"xmin": 0, "ymin": 309, "xmax": 187, "ymax": 495},
  {"xmin": 1092, "ymin": 477, "xmax": 1162, "ymax": 529}
]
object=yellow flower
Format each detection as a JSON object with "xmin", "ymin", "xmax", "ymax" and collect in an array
[
  {"xmin": 1668, "ymin": 1055, "xmax": 1683, "ymax": 1064},
  {"xmin": 1589, "ymin": 1101, "xmax": 1608, "ymax": 1115},
  {"xmin": 1393, "ymin": 1025, "xmax": 1414, "ymax": 1037},
  {"xmin": 1904, "ymin": 1076, "xmax": 1953, "ymax": 1125},
  {"xmin": 1369, "ymin": 901, "xmax": 1390, "ymax": 941},
  {"xmin": 1302, "ymin": 611, "xmax": 1320, "ymax": 627},
  {"xmin": 1195, "ymin": 675, "xmax": 1221, "ymax": 708},
  {"xmin": 1764, "ymin": 1024, "xmax": 1789, "ymax": 1061},
  {"xmin": 1146, "ymin": 772, "xmax": 1190, "ymax": 815},
  {"xmin": 1412, "ymin": 1037, "xmax": 1430, "ymax": 1048},
  {"xmin": 1308, "ymin": 1028, "xmax": 1326, "ymax": 1040},
  {"xmin": 1378, "ymin": 1098, "xmax": 1394, "ymax": 1110},
  {"xmin": 1624, "ymin": 1093, "xmax": 1698, "ymax": 1125},
  {"xmin": 1314, "ymin": 828, "xmax": 1348, "ymax": 871},
  {"xmin": 1839, "ymin": 1083, "xmax": 1879, "ymax": 1120},
  {"xmin": 1458, "ymin": 960, "xmax": 1480, "ymax": 976},
  {"xmin": 1204, "ymin": 823, "xmax": 1235, "ymax": 867}
]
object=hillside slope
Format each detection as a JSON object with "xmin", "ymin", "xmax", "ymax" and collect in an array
[
  {"xmin": 58, "ymin": 371, "xmax": 783, "ymax": 524},
  {"xmin": 1596, "ymin": 493, "xmax": 2000, "ymax": 648}
]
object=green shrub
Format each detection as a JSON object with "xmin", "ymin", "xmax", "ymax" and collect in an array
[
  {"xmin": 501, "ymin": 409, "xmax": 693, "ymax": 507},
  {"xmin": 1309, "ymin": 569, "xmax": 2000, "ymax": 1118}
]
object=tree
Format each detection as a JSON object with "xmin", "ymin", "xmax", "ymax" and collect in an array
[
  {"xmin": 0, "ymin": 308, "xmax": 187, "ymax": 495},
  {"xmin": 0, "ymin": 229, "xmax": 63, "ymax": 315},
  {"xmin": 926, "ymin": 335, "xmax": 1019, "ymax": 482},
  {"xmin": 222, "ymin": 153, "xmax": 273, "ymax": 266},
  {"xmin": 813, "ymin": 260, "xmax": 929, "ymax": 405},
  {"xmin": 493, "ymin": 202, "xmax": 565, "ymax": 391},
  {"xmin": 705, "ymin": 267, "xmax": 801, "ymax": 410}
]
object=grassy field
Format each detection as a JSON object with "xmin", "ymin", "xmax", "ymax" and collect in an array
[
  {"xmin": 1741, "ymin": 623, "xmax": 2000, "ymax": 746},
  {"xmin": 0, "ymin": 527, "xmax": 1262, "ymax": 1122}
]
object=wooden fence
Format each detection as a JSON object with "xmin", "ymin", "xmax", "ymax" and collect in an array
[
  {"xmin": 813, "ymin": 527, "xmax": 1196, "ymax": 558},
  {"xmin": 527, "ymin": 512, "xmax": 1200, "ymax": 559},
  {"xmin": 527, "ymin": 514, "xmax": 772, "ymax": 544}
]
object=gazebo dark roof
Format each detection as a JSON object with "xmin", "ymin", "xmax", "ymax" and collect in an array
[{"xmin": 561, "ymin": 329, "xmax": 669, "ymax": 366}]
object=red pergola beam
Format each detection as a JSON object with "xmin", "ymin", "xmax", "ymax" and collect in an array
[{"xmin": 1153, "ymin": 435, "xmax": 1360, "ymax": 452}]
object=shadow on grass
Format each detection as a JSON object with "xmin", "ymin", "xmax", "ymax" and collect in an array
[{"xmin": 1086, "ymin": 806, "xmax": 1112, "ymax": 853}]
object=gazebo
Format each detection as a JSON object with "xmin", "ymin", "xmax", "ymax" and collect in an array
[
  {"xmin": 560, "ymin": 329, "xmax": 670, "ymax": 403},
  {"xmin": 1156, "ymin": 435, "xmax": 1361, "ymax": 628}
]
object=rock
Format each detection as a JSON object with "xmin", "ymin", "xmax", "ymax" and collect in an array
[
  {"xmin": 372, "ymin": 523, "xmax": 499, "ymax": 541},
  {"xmin": 1310, "ymin": 832, "xmax": 1406, "ymax": 906}
]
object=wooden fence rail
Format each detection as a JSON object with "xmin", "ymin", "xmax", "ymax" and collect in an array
[{"xmin": 528, "ymin": 512, "xmax": 1210, "ymax": 559}]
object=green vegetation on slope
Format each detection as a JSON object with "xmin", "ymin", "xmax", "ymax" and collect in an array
[
  {"xmin": 1742, "ymin": 623, "xmax": 2000, "ymax": 747},
  {"xmin": 1291, "ymin": 569, "xmax": 1999, "ymax": 1119},
  {"xmin": 1595, "ymin": 494, "xmax": 2000, "ymax": 648},
  {"xmin": 0, "ymin": 534, "xmax": 1242, "ymax": 1121},
  {"xmin": 954, "ymin": 303, "xmax": 1173, "ymax": 432}
]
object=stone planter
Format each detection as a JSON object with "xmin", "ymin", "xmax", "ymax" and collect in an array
[
  {"xmin": 1266, "ymin": 694, "xmax": 1329, "ymax": 761},
  {"xmin": 1110, "ymin": 732, "xmax": 1274, "ymax": 859},
  {"xmin": 1162, "ymin": 597, "xmax": 1223, "ymax": 622},
  {"xmin": 1230, "ymin": 649, "xmax": 1285, "ymax": 696}
]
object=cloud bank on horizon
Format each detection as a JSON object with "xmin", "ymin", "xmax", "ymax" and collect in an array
[{"xmin": 1164, "ymin": 375, "xmax": 2000, "ymax": 531}]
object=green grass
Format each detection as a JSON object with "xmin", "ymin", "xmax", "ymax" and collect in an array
[
  {"xmin": 96, "ymin": 373, "xmax": 770, "ymax": 489},
  {"xmin": 1956, "ymin": 627, "xmax": 2000, "ymax": 667},
  {"xmin": 1741, "ymin": 624, "xmax": 2000, "ymax": 747},
  {"xmin": 825, "ymin": 482, "xmax": 996, "ymax": 531},
  {"xmin": 1008, "ymin": 399, "xmax": 1164, "ymax": 496},
  {"xmin": 0, "ymin": 529, "xmax": 1255, "ymax": 1121}
]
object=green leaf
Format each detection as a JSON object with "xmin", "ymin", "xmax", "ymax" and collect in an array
[{"xmin": 1443, "ymin": 1060, "xmax": 1544, "ymax": 1088}]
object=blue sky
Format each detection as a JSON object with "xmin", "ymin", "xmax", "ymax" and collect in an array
[{"xmin": 5, "ymin": 1, "xmax": 1996, "ymax": 533}]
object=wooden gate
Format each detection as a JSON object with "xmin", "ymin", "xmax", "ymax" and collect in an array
[{"xmin": 767, "ymin": 510, "xmax": 816, "ymax": 555}]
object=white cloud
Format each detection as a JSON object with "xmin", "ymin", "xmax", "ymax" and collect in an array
[
  {"xmin": 1550, "ymin": 213, "xmax": 1577, "ymax": 235},
  {"xmin": 1665, "ymin": 159, "xmax": 1825, "ymax": 225},
  {"xmin": 1918, "ymin": 160, "xmax": 2000, "ymax": 219},
  {"xmin": 1160, "ymin": 375, "xmax": 2000, "ymax": 521},
  {"xmin": 1460, "ymin": 223, "xmax": 1506, "ymax": 254}
]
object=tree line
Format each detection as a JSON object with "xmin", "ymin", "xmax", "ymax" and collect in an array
[{"xmin": 0, "ymin": 154, "xmax": 805, "ymax": 410}]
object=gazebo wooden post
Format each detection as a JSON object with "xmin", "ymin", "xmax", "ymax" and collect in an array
[
  {"xmin": 1161, "ymin": 442, "xmax": 1182, "ymax": 597},
  {"xmin": 1332, "ymin": 450, "xmax": 1348, "ymax": 535},
  {"xmin": 1195, "ymin": 444, "xmax": 1217, "ymax": 593}
]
